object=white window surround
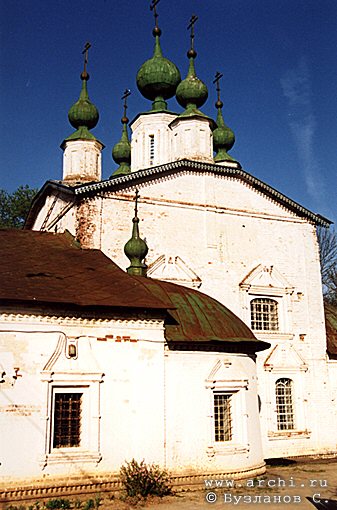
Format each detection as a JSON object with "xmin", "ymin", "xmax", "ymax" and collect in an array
[
  {"xmin": 40, "ymin": 334, "xmax": 104, "ymax": 468},
  {"xmin": 263, "ymin": 371, "xmax": 310, "ymax": 440},
  {"xmin": 205, "ymin": 359, "xmax": 250, "ymax": 455},
  {"xmin": 240, "ymin": 265, "xmax": 295, "ymax": 340},
  {"xmin": 41, "ymin": 373, "xmax": 103, "ymax": 467}
]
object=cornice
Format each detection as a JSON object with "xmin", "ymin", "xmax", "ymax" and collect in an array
[
  {"xmin": 73, "ymin": 160, "xmax": 331, "ymax": 227},
  {"xmin": 26, "ymin": 159, "xmax": 332, "ymax": 228},
  {"xmin": 0, "ymin": 312, "xmax": 164, "ymax": 328}
]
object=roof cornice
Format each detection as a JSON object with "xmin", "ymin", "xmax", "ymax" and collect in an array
[
  {"xmin": 25, "ymin": 160, "xmax": 332, "ymax": 228},
  {"xmin": 73, "ymin": 159, "xmax": 332, "ymax": 227}
]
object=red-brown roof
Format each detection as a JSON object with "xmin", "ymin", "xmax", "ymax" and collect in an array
[
  {"xmin": 0, "ymin": 230, "xmax": 268, "ymax": 351},
  {"xmin": 0, "ymin": 229, "xmax": 171, "ymax": 310}
]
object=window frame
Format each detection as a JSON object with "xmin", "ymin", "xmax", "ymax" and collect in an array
[
  {"xmin": 275, "ymin": 378, "xmax": 295, "ymax": 431},
  {"xmin": 205, "ymin": 364, "xmax": 250, "ymax": 455},
  {"xmin": 213, "ymin": 391, "xmax": 233, "ymax": 443},
  {"xmin": 51, "ymin": 386, "xmax": 87, "ymax": 451},
  {"xmin": 250, "ymin": 297, "xmax": 279, "ymax": 332}
]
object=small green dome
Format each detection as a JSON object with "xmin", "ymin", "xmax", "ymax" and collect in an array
[
  {"xmin": 136, "ymin": 28, "xmax": 181, "ymax": 111},
  {"xmin": 124, "ymin": 214, "xmax": 149, "ymax": 277},
  {"xmin": 111, "ymin": 117, "xmax": 131, "ymax": 176},
  {"xmin": 68, "ymin": 73, "xmax": 99, "ymax": 131},
  {"xmin": 176, "ymin": 51, "xmax": 208, "ymax": 111},
  {"xmin": 213, "ymin": 100, "xmax": 236, "ymax": 162}
]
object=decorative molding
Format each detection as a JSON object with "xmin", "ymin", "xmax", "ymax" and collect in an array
[
  {"xmin": 268, "ymin": 430, "xmax": 311, "ymax": 440},
  {"xmin": 263, "ymin": 343, "xmax": 308, "ymax": 372},
  {"xmin": 255, "ymin": 332, "xmax": 294, "ymax": 341},
  {"xmin": 0, "ymin": 463, "xmax": 267, "ymax": 503},
  {"xmin": 240, "ymin": 265, "xmax": 294, "ymax": 296},
  {"xmin": 70, "ymin": 159, "xmax": 330, "ymax": 227},
  {"xmin": 205, "ymin": 359, "xmax": 249, "ymax": 389},
  {"xmin": 0, "ymin": 313, "xmax": 163, "ymax": 328},
  {"xmin": 147, "ymin": 254, "xmax": 202, "ymax": 288}
]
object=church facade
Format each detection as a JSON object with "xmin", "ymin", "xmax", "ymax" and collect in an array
[{"xmin": 25, "ymin": 7, "xmax": 337, "ymax": 470}]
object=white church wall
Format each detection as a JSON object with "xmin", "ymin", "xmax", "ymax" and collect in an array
[
  {"xmin": 0, "ymin": 312, "xmax": 167, "ymax": 479},
  {"xmin": 29, "ymin": 169, "xmax": 336, "ymax": 460},
  {"xmin": 32, "ymin": 192, "xmax": 76, "ymax": 235},
  {"xmin": 130, "ymin": 112, "xmax": 177, "ymax": 171},
  {"xmin": 1, "ymin": 310, "xmax": 265, "ymax": 482},
  {"xmin": 165, "ymin": 350, "xmax": 265, "ymax": 476}
]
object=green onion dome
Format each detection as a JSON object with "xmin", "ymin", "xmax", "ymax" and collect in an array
[
  {"xmin": 111, "ymin": 116, "xmax": 131, "ymax": 176},
  {"xmin": 124, "ymin": 211, "xmax": 148, "ymax": 277},
  {"xmin": 176, "ymin": 49, "xmax": 208, "ymax": 114},
  {"xmin": 66, "ymin": 72, "xmax": 99, "ymax": 141},
  {"xmin": 136, "ymin": 27, "xmax": 181, "ymax": 111},
  {"xmin": 213, "ymin": 99, "xmax": 236, "ymax": 162}
]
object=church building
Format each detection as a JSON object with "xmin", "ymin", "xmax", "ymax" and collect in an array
[{"xmin": 20, "ymin": 1, "xmax": 337, "ymax": 480}]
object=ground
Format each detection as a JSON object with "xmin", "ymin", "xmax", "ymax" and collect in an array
[
  {"xmin": 100, "ymin": 459, "xmax": 337, "ymax": 509},
  {"xmin": 4, "ymin": 459, "xmax": 337, "ymax": 510}
]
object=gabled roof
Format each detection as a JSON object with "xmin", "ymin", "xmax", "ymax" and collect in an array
[
  {"xmin": 25, "ymin": 159, "xmax": 332, "ymax": 229},
  {"xmin": 0, "ymin": 230, "xmax": 268, "ymax": 351}
]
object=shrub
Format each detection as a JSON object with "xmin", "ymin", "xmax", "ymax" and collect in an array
[
  {"xmin": 83, "ymin": 501, "xmax": 94, "ymax": 510},
  {"xmin": 119, "ymin": 458, "xmax": 172, "ymax": 498},
  {"xmin": 45, "ymin": 500, "xmax": 71, "ymax": 510}
]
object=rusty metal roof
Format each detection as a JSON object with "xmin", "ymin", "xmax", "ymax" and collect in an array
[
  {"xmin": 25, "ymin": 159, "xmax": 332, "ymax": 229},
  {"xmin": 0, "ymin": 230, "xmax": 268, "ymax": 351},
  {"xmin": 0, "ymin": 229, "xmax": 172, "ymax": 310},
  {"xmin": 325, "ymin": 303, "xmax": 337, "ymax": 358}
]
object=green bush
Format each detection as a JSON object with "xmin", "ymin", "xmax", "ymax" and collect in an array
[
  {"xmin": 83, "ymin": 501, "xmax": 94, "ymax": 510},
  {"xmin": 119, "ymin": 458, "xmax": 172, "ymax": 498},
  {"xmin": 45, "ymin": 499, "xmax": 71, "ymax": 510}
]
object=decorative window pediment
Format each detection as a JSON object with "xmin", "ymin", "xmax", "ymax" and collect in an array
[
  {"xmin": 147, "ymin": 254, "xmax": 202, "ymax": 288},
  {"xmin": 205, "ymin": 358, "xmax": 249, "ymax": 390},
  {"xmin": 263, "ymin": 343, "xmax": 308, "ymax": 372},
  {"xmin": 41, "ymin": 334, "xmax": 103, "ymax": 381},
  {"xmin": 240, "ymin": 264, "xmax": 294, "ymax": 296}
]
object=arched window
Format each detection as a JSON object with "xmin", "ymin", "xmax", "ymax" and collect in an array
[
  {"xmin": 250, "ymin": 298, "xmax": 278, "ymax": 331},
  {"xmin": 275, "ymin": 378, "xmax": 294, "ymax": 430}
]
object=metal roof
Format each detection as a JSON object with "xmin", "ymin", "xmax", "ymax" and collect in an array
[
  {"xmin": 26, "ymin": 159, "xmax": 331, "ymax": 228},
  {"xmin": 0, "ymin": 230, "xmax": 268, "ymax": 351}
]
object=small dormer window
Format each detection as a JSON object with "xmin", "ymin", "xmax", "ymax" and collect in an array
[{"xmin": 149, "ymin": 135, "xmax": 155, "ymax": 165}]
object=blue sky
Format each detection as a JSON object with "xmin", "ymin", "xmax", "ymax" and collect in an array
[{"xmin": 1, "ymin": 0, "xmax": 336, "ymax": 224}]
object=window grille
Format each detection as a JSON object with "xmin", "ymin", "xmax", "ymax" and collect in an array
[
  {"xmin": 53, "ymin": 392, "xmax": 82, "ymax": 448},
  {"xmin": 276, "ymin": 378, "xmax": 294, "ymax": 430},
  {"xmin": 250, "ymin": 298, "xmax": 279, "ymax": 331},
  {"xmin": 214, "ymin": 393, "xmax": 232, "ymax": 441},
  {"xmin": 149, "ymin": 135, "xmax": 155, "ymax": 164}
]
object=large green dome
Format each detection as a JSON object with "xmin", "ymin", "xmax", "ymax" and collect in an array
[
  {"xmin": 68, "ymin": 74, "xmax": 99, "ymax": 131},
  {"xmin": 136, "ymin": 28, "xmax": 181, "ymax": 111}
]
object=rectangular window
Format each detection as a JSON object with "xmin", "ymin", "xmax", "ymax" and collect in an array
[
  {"xmin": 251, "ymin": 298, "xmax": 279, "ymax": 331},
  {"xmin": 214, "ymin": 393, "xmax": 232, "ymax": 441},
  {"xmin": 53, "ymin": 392, "xmax": 82, "ymax": 448}
]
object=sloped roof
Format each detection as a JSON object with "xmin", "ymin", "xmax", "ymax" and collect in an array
[
  {"xmin": 0, "ymin": 230, "xmax": 268, "ymax": 351},
  {"xmin": 25, "ymin": 159, "xmax": 331, "ymax": 229},
  {"xmin": 325, "ymin": 303, "xmax": 337, "ymax": 358}
]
